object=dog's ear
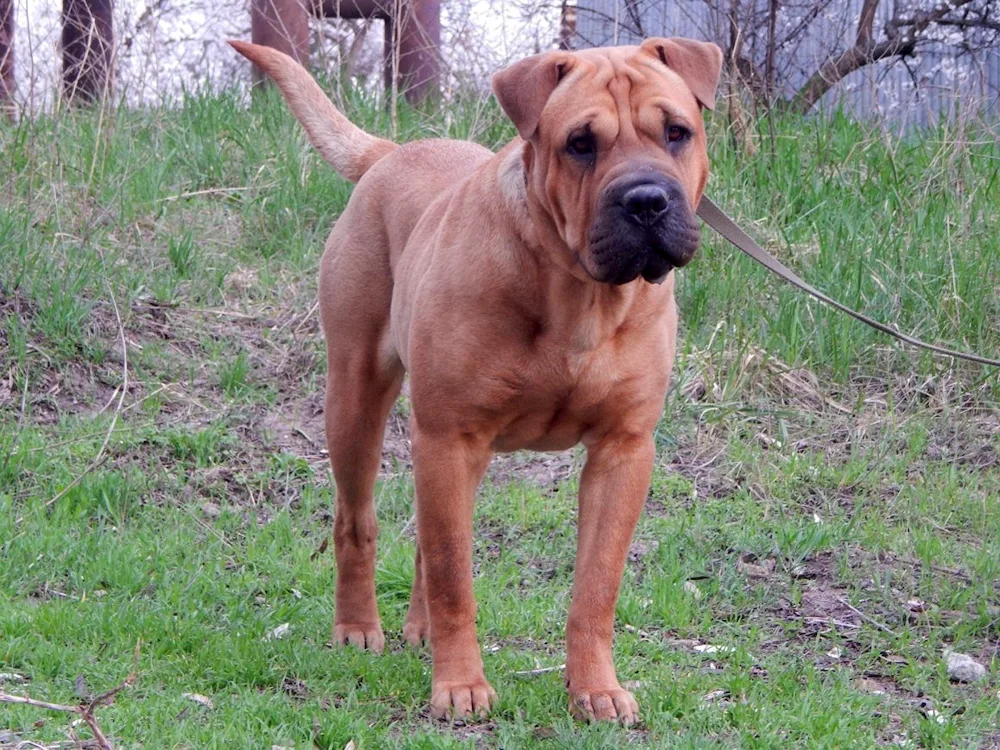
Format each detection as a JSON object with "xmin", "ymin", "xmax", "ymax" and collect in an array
[
  {"xmin": 492, "ymin": 52, "xmax": 573, "ymax": 140},
  {"xmin": 640, "ymin": 37, "xmax": 723, "ymax": 111}
]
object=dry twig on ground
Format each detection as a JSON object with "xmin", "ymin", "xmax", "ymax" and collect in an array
[{"xmin": 0, "ymin": 640, "xmax": 141, "ymax": 750}]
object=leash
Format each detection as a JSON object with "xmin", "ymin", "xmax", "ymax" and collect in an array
[{"xmin": 696, "ymin": 196, "xmax": 1000, "ymax": 368}]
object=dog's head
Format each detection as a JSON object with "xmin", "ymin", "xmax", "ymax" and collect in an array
[{"xmin": 492, "ymin": 38, "xmax": 722, "ymax": 285}]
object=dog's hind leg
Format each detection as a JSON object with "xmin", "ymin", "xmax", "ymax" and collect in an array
[
  {"xmin": 402, "ymin": 541, "xmax": 428, "ymax": 647},
  {"xmin": 320, "ymin": 228, "xmax": 403, "ymax": 654},
  {"xmin": 325, "ymin": 351, "xmax": 402, "ymax": 653}
]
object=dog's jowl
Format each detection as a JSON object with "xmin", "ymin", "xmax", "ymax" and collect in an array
[{"xmin": 231, "ymin": 36, "xmax": 721, "ymax": 724}]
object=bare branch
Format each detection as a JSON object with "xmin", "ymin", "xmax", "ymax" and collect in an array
[
  {"xmin": 789, "ymin": 0, "xmax": 983, "ymax": 113},
  {"xmin": 0, "ymin": 640, "xmax": 140, "ymax": 749},
  {"xmin": 856, "ymin": 0, "xmax": 880, "ymax": 45},
  {"xmin": 912, "ymin": 15, "xmax": 1000, "ymax": 31}
]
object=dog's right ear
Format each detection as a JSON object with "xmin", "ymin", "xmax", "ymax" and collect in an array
[{"xmin": 492, "ymin": 52, "xmax": 572, "ymax": 141}]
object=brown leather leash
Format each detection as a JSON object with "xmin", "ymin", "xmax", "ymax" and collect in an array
[{"xmin": 696, "ymin": 196, "xmax": 1000, "ymax": 368}]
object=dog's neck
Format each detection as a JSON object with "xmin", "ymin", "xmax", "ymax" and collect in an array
[
  {"xmin": 496, "ymin": 143, "xmax": 670, "ymax": 353},
  {"xmin": 498, "ymin": 143, "xmax": 533, "ymax": 235}
]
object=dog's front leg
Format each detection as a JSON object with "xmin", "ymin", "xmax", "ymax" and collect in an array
[
  {"xmin": 411, "ymin": 420, "xmax": 496, "ymax": 720},
  {"xmin": 565, "ymin": 432, "xmax": 654, "ymax": 725}
]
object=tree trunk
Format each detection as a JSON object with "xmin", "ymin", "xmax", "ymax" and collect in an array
[
  {"xmin": 764, "ymin": 0, "xmax": 777, "ymax": 105},
  {"xmin": 250, "ymin": 0, "xmax": 311, "ymax": 86},
  {"xmin": 63, "ymin": 0, "xmax": 114, "ymax": 105},
  {"xmin": 394, "ymin": 0, "xmax": 440, "ymax": 103},
  {"xmin": 0, "ymin": 0, "xmax": 13, "ymax": 116}
]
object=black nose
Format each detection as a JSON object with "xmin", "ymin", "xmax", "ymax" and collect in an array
[{"xmin": 621, "ymin": 184, "xmax": 670, "ymax": 226}]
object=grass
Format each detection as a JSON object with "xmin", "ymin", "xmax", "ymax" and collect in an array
[{"xmin": 0, "ymin": 82, "xmax": 998, "ymax": 748}]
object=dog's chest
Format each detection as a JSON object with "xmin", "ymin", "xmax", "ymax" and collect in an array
[{"xmin": 489, "ymin": 342, "xmax": 621, "ymax": 453}]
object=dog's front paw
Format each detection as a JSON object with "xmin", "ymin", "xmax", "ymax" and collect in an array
[
  {"xmin": 569, "ymin": 686, "xmax": 639, "ymax": 725},
  {"xmin": 430, "ymin": 678, "xmax": 497, "ymax": 721},
  {"xmin": 333, "ymin": 622, "xmax": 385, "ymax": 653}
]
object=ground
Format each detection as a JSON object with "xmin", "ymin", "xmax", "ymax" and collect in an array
[{"xmin": 0, "ymin": 88, "xmax": 998, "ymax": 748}]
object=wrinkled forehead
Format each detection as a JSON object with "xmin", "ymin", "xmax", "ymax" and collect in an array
[{"xmin": 539, "ymin": 46, "xmax": 701, "ymax": 136}]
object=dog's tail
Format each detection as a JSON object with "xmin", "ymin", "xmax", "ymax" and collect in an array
[{"xmin": 229, "ymin": 41, "xmax": 396, "ymax": 183}]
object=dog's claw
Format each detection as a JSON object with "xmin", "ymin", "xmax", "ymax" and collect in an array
[
  {"xmin": 333, "ymin": 623, "xmax": 385, "ymax": 654},
  {"xmin": 430, "ymin": 680, "xmax": 496, "ymax": 721},
  {"xmin": 570, "ymin": 687, "xmax": 639, "ymax": 725}
]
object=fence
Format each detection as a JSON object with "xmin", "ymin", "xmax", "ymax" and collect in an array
[{"xmin": 572, "ymin": 0, "xmax": 1000, "ymax": 128}]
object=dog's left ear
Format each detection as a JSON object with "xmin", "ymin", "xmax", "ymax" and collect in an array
[
  {"xmin": 640, "ymin": 37, "xmax": 723, "ymax": 111},
  {"xmin": 492, "ymin": 51, "xmax": 573, "ymax": 141}
]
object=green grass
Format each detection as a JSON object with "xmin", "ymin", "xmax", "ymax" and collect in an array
[{"xmin": 1, "ymin": 85, "xmax": 998, "ymax": 748}]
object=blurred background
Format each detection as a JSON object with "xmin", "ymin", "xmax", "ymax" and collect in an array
[{"xmin": 2, "ymin": 0, "xmax": 998, "ymax": 128}]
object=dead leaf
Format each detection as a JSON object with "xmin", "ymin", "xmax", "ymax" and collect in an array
[
  {"xmin": 281, "ymin": 676, "xmax": 308, "ymax": 699},
  {"xmin": 703, "ymin": 689, "xmax": 729, "ymax": 702},
  {"xmin": 0, "ymin": 372, "xmax": 12, "ymax": 407},
  {"xmin": 737, "ymin": 555, "xmax": 775, "ymax": 579},
  {"xmin": 665, "ymin": 637, "xmax": 701, "ymax": 649},
  {"xmin": 855, "ymin": 678, "xmax": 887, "ymax": 695},
  {"xmin": 310, "ymin": 538, "xmax": 329, "ymax": 561},
  {"xmin": 628, "ymin": 539, "xmax": 659, "ymax": 562},
  {"xmin": 623, "ymin": 623, "xmax": 653, "ymax": 639},
  {"xmin": 265, "ymin": 623, "xmax": 291, "ymax": 641},
  {"xmin": 182, "ymin": 692, "xmax": 214, "ymax": 709},
  {"xmin": 74, "ymin": 674, "xmax": 89, "ymax": 699},
  {"xmin": 0, "ymin": 673, "xmax": 27, "ymax": 684},
  {"xmin": 683, "ymin": 581, "xmax": 703, "ymax": 600},
  {"xmin": 227, "ymin": 266, "xmax": 259, "ymax": 292},
  {"xmin": 826, "ymin": 646, "xmax": 842, "ymax": 659},
  {"xmin": 923, "ymin": 709, "xmax": 947, "ymax": 725},
  {"xmin": 694, "ymin": 644, "xmax": 736, "ymax": 655}
]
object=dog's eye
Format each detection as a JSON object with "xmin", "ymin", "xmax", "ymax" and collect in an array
[
  {"xmin": 566, "ymin": 133, "xmax": 596, "ymax": 160},
  {"xmin": 667, "ymin": 125, "xmax": 690, "ymax": 144}
]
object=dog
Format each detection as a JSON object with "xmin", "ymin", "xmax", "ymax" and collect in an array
[{"xmin": 230, "ymin": 36, "xmax": 721, "ymax": 724}]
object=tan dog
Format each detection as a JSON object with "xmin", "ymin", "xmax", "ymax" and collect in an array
[{"xmin": 231, "ymin": 37, "xmax": 721, "ymax": 724}]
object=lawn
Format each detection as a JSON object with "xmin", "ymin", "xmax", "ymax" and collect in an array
[{"xmin": 1, "ymin": 85, "xmax": 998, "ymax": 748}]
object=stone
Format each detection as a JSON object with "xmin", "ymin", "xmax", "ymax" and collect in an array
[{"xmin": 945, "ymin": 651, "xmax": 986, "ymax": 683}]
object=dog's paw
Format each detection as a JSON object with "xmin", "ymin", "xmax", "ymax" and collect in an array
[
  {"xmin": 333, "ymin": 622, "xmax": 385, "ymax": 654},
  {"xmin": 430, "ymin": 679, "xmax": 496, "ymax": 721},
  {"xmin": 569, "ymin": 686, "xmax": 639, "ymax": 725},
  {"xmin": 402, "ymin": 619, "xmax": 428, "ymax": 648}
]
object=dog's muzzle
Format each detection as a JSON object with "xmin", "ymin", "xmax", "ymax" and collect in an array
[{"xmin": 586, "ymin": 174, "xmax": 701, "ymax": 285}]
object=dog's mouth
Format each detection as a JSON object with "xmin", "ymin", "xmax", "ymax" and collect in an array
[{"xmin": 586, "ymin": 176, "xmax": 701, "ymax": 286}]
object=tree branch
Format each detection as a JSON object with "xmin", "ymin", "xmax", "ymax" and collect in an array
[
  {"xmin": 0, "ymin": 640, "xmax": 140, "ymax": 750},
  {"xmin": 788, "ymin": 0, "xmax": 982, "ymax": 113},
  {"xmin": 920, "ymin": 15, "xmax": 1000, "ymax": 31},
  {"xmin": 856, "ymin": 0, "xmax": 880, "ymax": 45}
]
